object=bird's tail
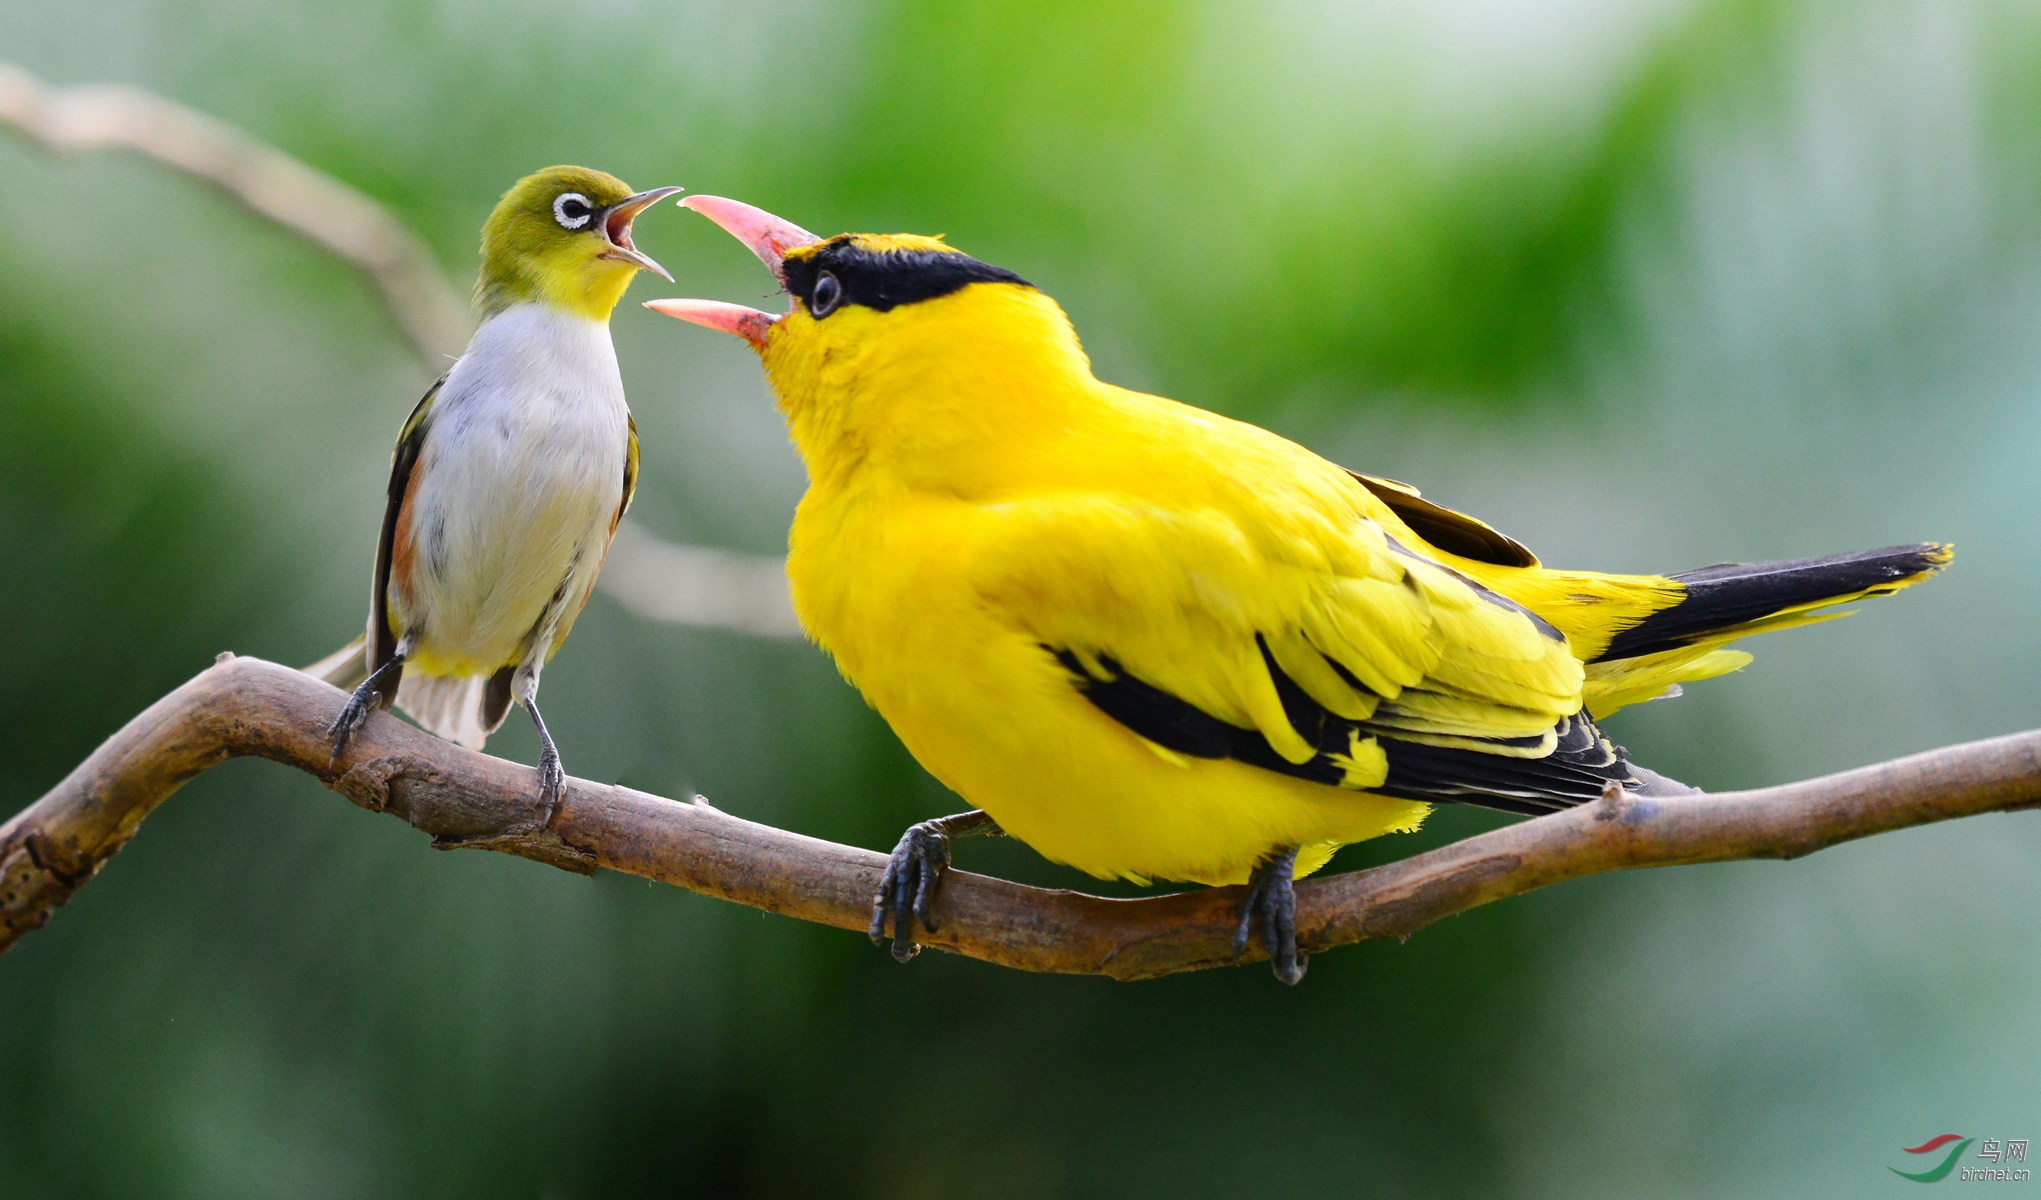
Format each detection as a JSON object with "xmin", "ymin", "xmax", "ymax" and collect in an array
[
  {"xmin": 393, "ymin": 671, "xmax": 508, "ymax": 751},
  {"xmin": 1581, "ymin": 542, "xmax": 1951, "ymax": 717},
  {"xmin": 300, "ymin": 635, "xmax": 514, "ymax": 751}
]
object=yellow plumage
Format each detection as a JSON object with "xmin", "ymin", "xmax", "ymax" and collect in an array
[
  {"xmin": 752, "ymin": 236, "xmax": 1942, "ymax": 884},
  {"xmin": 651, "ymin": 211, "xmax": 1948, "ymax": 976}
]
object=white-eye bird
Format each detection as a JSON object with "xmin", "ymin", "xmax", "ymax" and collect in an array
[
  {"xmin": 649, "ymin": 196, "xmax": 1949, "ymax": 983},
  {"xmin": 312, "ymin": 166, "xmax": 680, "ymax": 818}
]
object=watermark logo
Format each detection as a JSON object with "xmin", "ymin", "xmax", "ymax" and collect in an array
[{"xmin": 1890, "ymin": 1135, "xmax": 2030, "ymax": 1184}]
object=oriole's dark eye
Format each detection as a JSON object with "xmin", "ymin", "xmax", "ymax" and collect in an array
[
  {"xmin": 553, "ymin": 193, "xmax": 594, "ymax": 230},
  {"xmin": 810, "ymin": 271, "xmax": 843, "ymax": 317}
]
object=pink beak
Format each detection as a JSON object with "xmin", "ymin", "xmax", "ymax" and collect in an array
[
  {"xmin": 641, "ymin": 298, "xmax": 783, "ymax": 346},
  {"xmin": 681, "ymin": 195, "xmax": 823, "ymax": 283},
  {"xmin": 642, "ymin": 195, "xmax": 825, "ymax": 347}
]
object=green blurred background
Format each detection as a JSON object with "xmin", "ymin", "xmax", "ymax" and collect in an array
[{"xmin": 3, "ymin": 0, "xmax": 2037, "ymax": 1195}]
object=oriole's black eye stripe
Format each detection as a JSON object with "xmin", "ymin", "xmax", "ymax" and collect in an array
[{"xmin": 782, "ymin": 239, "xmax": 1031, "ymax": 313}]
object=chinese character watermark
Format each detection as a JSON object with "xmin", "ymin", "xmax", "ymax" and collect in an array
[
  {"xmin": 1890, "ymin": 1135, "xmax": 2034, "ymax": 1184},
  {"xmin": 1960, "ymin": 1136, "xmax": 2033, "ymax": 1183}
]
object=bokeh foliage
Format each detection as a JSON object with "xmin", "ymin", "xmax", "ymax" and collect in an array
[{"xmin": 3, "ymin": 0, "xmax": 2039, "ymax": 1195}]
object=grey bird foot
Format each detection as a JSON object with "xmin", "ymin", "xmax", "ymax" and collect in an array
[
  {"xmin": 1234, "ymin": 845, "xmax": 1308, "ymax": 986},
  {"xmin": 520, "ymin": 694, "xmax": 567, "ymax": 831},
  {"xmin": 327, "ymin": 656, "xmax": 404, "ymax": 759},
  {"xmin": 534, "ymin": 743, "xmax": 566, "ymax": 829},
  {"xmin": 870, "ymin": 809, "xmax": 1001, "ymax": 962}
]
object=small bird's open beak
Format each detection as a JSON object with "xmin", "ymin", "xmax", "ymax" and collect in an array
[
  {"xmin": 599, "ymin": 186, "xmax": 685, "ymax": 282},
  {"xmin": 643, "ymin": 196, "xmax": 825, "ymax": 347}
]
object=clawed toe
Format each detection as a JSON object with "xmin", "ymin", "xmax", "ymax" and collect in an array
[
  {"xmin": 327, "ymin": 685, "xmax": 385, "ymax": 758},
  {"xmin": 1233, "ymin": 846, "xmax": 1308, "ymax": 986},
  {"xmin": 519, "ymin": 693, "xmax": 568, "ymax": 831},
  {"xmin": 870, "ymin": 823, "xmax": 949, "ymax": 961},
  {"xmin": 327, "ymin": 655, "xmax": 403, "ymax": 760},
  {"xmin": 868, "ymin": 809, "xmax": 1000, "ymax": 963},
  {"xmin": 326, "ymin": 700, "xmax": 370, "ymax": 758},
  {"xmin": 534, "ymin": 748, "xmax": 566, "ymax": 828}
]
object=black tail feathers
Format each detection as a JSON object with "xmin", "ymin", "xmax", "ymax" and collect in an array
[{"xmin": 1595, "ymin": 542, "xmax": 1950, "ymax": 663}]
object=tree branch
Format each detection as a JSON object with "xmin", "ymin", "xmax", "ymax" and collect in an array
[{"xmin": 4, "ymin": 657, "xmax": 2035, "ymax": 980}]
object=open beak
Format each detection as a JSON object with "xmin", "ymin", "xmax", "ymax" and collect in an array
[
  {"xmin": 641, "ymin": 298, "xmax": 782, "ymax": 345},
  {"xmin": 598, "ymin": 186, "xmax": 685, "ymax": 282},
  {"xmin": 643, "ymin": 195, "xmax": 824, "ymax": 347},
  {"xmin": 678, "ymin": 195, "xmax": 822, "ymax": 284}
]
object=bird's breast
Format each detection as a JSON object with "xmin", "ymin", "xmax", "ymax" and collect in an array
[{"xmin": 397, "ymin": 306, "xmax": 630, "ymax": 671}]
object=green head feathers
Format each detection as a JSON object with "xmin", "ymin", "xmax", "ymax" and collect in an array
[{"xmin": 475, "ymin": 166, "xmax": 681, "ymax": 321}]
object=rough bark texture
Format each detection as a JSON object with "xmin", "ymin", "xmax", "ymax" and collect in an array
[{"xmin": 5, "ymin": 656, "xmax": 2036, "ymax": 980}]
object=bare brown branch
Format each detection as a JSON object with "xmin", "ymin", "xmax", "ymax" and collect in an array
[{"xmin": 4, "ymin": 657, "xmax": 2035, "ymax": 979}]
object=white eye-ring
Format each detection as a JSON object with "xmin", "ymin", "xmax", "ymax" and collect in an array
[{"xmin": 553, "ymin": 192, "xmax": 594, "ymax": 230}]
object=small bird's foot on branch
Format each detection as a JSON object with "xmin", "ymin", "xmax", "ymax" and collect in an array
[
  {"xmin": 534, "ymin": 749, "xmax": 565, "ymax": 828},
  {"xmin": 870, "ymin": 809, "xmax": 1002, "ymax": 962},
  {"xmin": 523, "ymin": 696, "xmax": 566, "ymax": 831},
  {"xmin": 1234, "ymin": 845, "xmax": 1307, "ymax": 986},
  {"xmin": 326, "ymin": 654, "xmax": 404, "ymax": 759}
]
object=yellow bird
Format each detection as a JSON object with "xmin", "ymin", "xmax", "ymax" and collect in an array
[{"xmin": 650, "ymin": 196, "xmax": 1949, "ymax": 983}]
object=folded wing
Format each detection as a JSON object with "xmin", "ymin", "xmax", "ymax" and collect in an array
[{"xmin": 970, "ymin": 485, "xmax": 1659, "ymax": 816}]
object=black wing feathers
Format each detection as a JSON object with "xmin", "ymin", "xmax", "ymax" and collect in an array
[
  {"xmin": 1350, "ymin": 473, "xmax": 1539, "ymax": 568},
  {"xmin": 617, "ymin": 413, "xmax": 639, "ymax": 530},
  {"xmin": 482, "ymin": 666, "xmax": 515, "ymax": 732},
  {"xmin": 1376, "ymin": 714, "xmax": 1625, "ymax": 814},
  {"xmin": 1053, "ymin": 643, "xmax": 1643, "ymax": 818},
  {"xmin": 1052, "ymin": 649, "xmax": 1234, "ymax": 759},
  {"xmin": 370, "ymin": 374, "xmax": 446, "ymax": 671}
]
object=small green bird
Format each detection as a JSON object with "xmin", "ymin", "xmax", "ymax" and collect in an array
[{"xmin": 312, "ymin": 166, "xmax": 680, "ymax": 817}]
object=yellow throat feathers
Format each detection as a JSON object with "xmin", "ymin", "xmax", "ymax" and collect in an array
[
  {"xmin": 761, "ymin": 235, "xmax": 1092, "ymax": 493},
  {"xmin": 475, "ymin": 165, "xmax": 644, "ymax": 321}
]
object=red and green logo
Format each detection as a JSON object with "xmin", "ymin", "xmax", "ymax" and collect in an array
[{"xmin": 1892, "ymin": 1135, "xmax": 1974, "ymax": 1183}]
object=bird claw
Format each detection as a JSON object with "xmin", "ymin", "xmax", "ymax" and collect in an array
[
  {"xmin": 517, "ymin": 693, "xmax": 567, "ymax": 832},
  {"xmin": 534, "ymin": 745, "xmax": 566, "ymax": 830},
  {"xmin": 326, "ymin": 655, "xmax": 403, "ymax": 760},
  {"xmin": 326, "ymin": 677, "xmax": 388, "ymax": 759},
  {"xmin": 869, "ymin": 820, "xmax": 954, "ymax": 962},
  {"xmin": 326, "ymin": 695, "xmax": 372, "ymax": 759},
  {"xmin": 1233, "ymin": 846, "xmax": 1308, "ymax": 986}
]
